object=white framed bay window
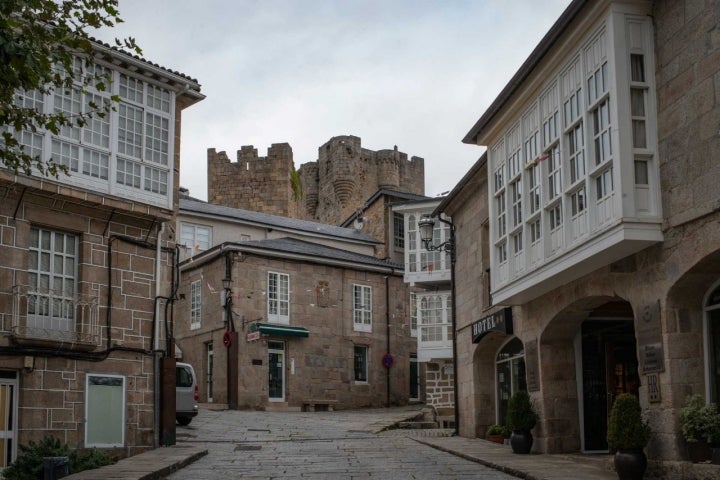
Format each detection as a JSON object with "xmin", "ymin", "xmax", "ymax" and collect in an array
[{"xmin": 4, "ymin": 59, "xmax": 176, "ymax": 209}]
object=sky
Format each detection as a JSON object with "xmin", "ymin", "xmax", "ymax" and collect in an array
[{"xmin": 96, "ymin": 0, "xmax": 573, "ymax": 201}]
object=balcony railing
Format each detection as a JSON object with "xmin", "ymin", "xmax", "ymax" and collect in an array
[{"xmin": 11, "ymin": 285, "xmax": 100, "ymax": 350}]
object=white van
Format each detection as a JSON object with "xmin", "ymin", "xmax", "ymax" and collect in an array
[{"xmin": 176, "ymin": 362, "xmax": 199, "ymax": 426}]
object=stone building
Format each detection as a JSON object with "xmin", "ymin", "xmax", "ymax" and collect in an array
[
  {"xmin": 442, "ymin": 0, "xmax": 720, "ymax": 477},
  {"xmin": 0, "ymin": 41, "xmax": 203, "ymax": 466},
  {"xmin": 207, "ymin": 135, "xmax": 425, "ymax": 226},
  {"xmin": 174, "ymin": 196, "xmax": 418, "ymax": 410}
]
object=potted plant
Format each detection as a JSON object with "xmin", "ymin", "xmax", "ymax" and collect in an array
[
  {"xmin": 506, "ymin": 390, "xmax": 538, "ymax": 454},
  {"xmin": 607, "ymin": 393, "xmax": 650, "ymax": 480},
  {"xmin": 679, "ymin": 394, "xmax": 720, "ymax": 463},
  {"xmin": 486, "ymin": 424, "xmax": 505, "ymax": 444}
]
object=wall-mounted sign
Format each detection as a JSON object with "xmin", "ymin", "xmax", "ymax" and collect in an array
[
  {"xmin": 472, "ymin": 307, "xmax": 513, "ymax": 343},
  {"xmin": 641, "ymin": 343, "xmax": 665, "ymax": 373},
  {"xmin": 246, "ymin": 331, "xmax": 261, "ymax": 342},
  {"xmin": 647, "ymin": 373, "xmax": 661, "ymax": 403}
]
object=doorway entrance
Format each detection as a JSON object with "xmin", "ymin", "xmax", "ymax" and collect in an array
[
  {"xmin": 581, "ymin": 319, "xmax": 639, "ymax": 451},
  {"xmin": 268, "ymin": 341, "xmax": 285, "ymax": 401},
  {"xmin": 0, "ymin": 371, "xmax": 17, "ymax": 469},
  {"xmin": 206, "ymin": 342, "xmax": 214, "ymax": 402}
]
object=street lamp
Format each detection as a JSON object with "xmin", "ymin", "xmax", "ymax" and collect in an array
[
  {"xmin": 417, "ymin": 214, "xmax": 459, "ymax": 436},
  {"xmin": 418, "ymin": 216, "xmax": 454, "ymax": 257},
  {"xmin": 222, "ymin": 277, "xmax": 233, "ymax": 326}
]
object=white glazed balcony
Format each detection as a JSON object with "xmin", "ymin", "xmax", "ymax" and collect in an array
[{"xmin": 11, "ymin": 285, "xmax": 100, "ymax": 350}]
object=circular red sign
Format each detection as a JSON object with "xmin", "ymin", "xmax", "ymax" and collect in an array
[
  {"xmin": 223, "ymin": 330, "xmax": 232, "ymax": 348},
  {"xmin": 382, "ymin": 353, "xmax": 394, "ymax": 368}
]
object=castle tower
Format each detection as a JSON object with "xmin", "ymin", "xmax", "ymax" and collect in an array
[
  {"xmin": 208, "ymin": 135, "xmax": 424, "ymax": 225},
  {"xmin": 207, "ymin": 143, "xmax": 298, "ymax": 218}
]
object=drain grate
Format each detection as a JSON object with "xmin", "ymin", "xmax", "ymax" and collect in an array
[{"xmin": 235, "ymin": 444, "xmax": 262, "ymax": 451}]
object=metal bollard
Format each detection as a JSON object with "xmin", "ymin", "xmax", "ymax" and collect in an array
[{"xmin": 43, "ymin": 456, "xmax": 69, "ymax": 480}]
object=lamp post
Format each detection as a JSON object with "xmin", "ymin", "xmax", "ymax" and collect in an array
[{"xmin": 418, "ymin": 215, "xmax": 459, "ymax": 436}]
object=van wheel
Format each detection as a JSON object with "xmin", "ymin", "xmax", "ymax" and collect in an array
[{"xmin": 177, "ymin": 416, "xmax": 192, "ymax": 426}]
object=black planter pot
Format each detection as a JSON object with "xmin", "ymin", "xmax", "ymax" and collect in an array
[
  {"xmin": 510, "ymin": 430, "xmax": 533, "ymax": 454},
  {"xmin": 687, "ymin": 440, "xmax": 712, "ymax": 463},
  {"xmin": 614, "ymin": 449, "xmax": 647, "ymax": 480}
]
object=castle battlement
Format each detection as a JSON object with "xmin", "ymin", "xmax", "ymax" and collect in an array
[{"xmin": 207, "ymin": 135, "xmax": 424, "ymax": 225}]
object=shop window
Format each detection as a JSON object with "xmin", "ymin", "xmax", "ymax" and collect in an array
[{"xmin": 496, "ymin": 338, "xmax": 527, "ymax": 425}]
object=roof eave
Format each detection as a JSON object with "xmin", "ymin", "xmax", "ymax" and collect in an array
[{"xmin": 462, "ymin": 0, "xmax": 590, "ymax": 145}]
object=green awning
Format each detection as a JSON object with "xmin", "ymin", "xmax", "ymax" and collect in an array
[{"xmin": 251, "ymin": 322, "xmax": 309, "ymax": 338}]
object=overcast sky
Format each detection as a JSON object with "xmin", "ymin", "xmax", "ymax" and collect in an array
[{"xmin": 97, "ymin": 0, "xmax": 572, "ymax": 201}]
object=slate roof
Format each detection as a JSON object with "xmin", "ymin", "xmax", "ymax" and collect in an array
[
  {"xmin": 179, "ymin": 197, "xmax": 380, "ymax": 244},
  {"xmin": 228, "ymin": 237, "xmax": 402, "ymax": 270},
  {"xmin": 339, "ymin": 189, "xmax": 431, "ymax": 227}
]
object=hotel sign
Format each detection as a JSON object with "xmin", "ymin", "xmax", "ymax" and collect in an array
[{"xmin": 472, "ymin": 307, "xmax": 513, "ymax": 343}]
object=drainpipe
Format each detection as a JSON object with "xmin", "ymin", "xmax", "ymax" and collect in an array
[
  {"xmin": 153, "ymin": 222, "xmax": 165, "ymax": 448},
  {"xmin": 385, "ymin": 275, "xmax": 391, "ymax": 408}
]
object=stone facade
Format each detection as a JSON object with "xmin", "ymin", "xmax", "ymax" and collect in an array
[
  {"xmin": 0, "ymin": 177, "xmax": 176, "ymax": 458},
  {"xmin": 0, "ymin": 44, "xmax": 202, "ymax": 464},
  {"xmin": 175, "ymin": 246, "xmax": 418, "ymax": 410},
  {"xmin": 207, "ymin": 135, "xmax": 425, "ymax": 226},
  {"xmin": 445, "ymin": 0, "xmax": 720, "ymax": 476}
]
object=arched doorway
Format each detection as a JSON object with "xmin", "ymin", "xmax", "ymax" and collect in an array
[
  {"xmin": 578, "ymin": 301, "xmax": 638, "ymax": 451},
  {"xmin": 496, "ymin": 337, "xmax": 526, "ymax": 425},
  {"xmin": 539, "ymin": 297, "xmax": 637, "ymax": 453}
]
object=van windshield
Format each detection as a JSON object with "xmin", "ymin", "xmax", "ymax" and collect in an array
[{"xmin": 176, "ymin": 367, "xmax": 193, "ymax": 387}]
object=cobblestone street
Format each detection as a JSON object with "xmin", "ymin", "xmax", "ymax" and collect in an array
[{"xmin": 167, "ymin": 407, "xmax": 516, "ymax": 480}]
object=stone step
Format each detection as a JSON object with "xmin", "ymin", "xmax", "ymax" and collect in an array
[{"xmin": 397, "ymin": 421, "xmax": 439, "ymax": 429}]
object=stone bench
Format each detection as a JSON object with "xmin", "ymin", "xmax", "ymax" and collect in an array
[{"xmin": 303, "ymin": 399, "xmax": 338, "ymax": 412}]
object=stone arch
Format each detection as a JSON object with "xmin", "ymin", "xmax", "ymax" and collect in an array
[
  {"xmin": 665, "ymin": 250, "xmax": 720, "ymax": 397},
  {"xmin": 471, "ymin": 331, "xmax": 510, "ymax": 437},
  {"xmin": 536, "ymin": 295, "xmax": 634, "ymax": 454}
]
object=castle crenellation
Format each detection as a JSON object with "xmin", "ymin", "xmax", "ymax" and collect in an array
[{"xmin": 207, "ymin": 135, "xmax": 424, "ymax": 225}]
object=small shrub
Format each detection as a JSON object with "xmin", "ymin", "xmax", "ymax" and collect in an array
[
  {"xmin": 486, "ymin": 424, "xmax": 504, "ymax": 436},
  {"xmin": 3, "ymin": 436, "xmax": 114, "ymax": 480},
  {"xmin": 607, "ymin": 393, "xmax": 650, "ymax": 451},
  {"xmin": 679, "ymin": 394, "xmax": 720, "ymax": 444},
  {"xmin": 506, "ymin": 390, "xmax": 538, "ymax": 432},
  {"xmin": 70, "ymin": 448, "xmax": 113, "ymax": 473}
]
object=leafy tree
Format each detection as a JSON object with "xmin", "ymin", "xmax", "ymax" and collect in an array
[{"xmin": 0, "ymin": 0, "xmax": 141, "ymax": 177}]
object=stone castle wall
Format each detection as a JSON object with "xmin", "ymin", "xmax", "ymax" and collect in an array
[
  {"xmin": 208, "ymin": 135, "xmax": 424, "ymax": 226},
  {"xmin": 207, "ymin": 143, "xmax": 299, "ymax": 218}
]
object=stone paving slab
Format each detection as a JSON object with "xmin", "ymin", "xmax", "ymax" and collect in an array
[
  {"xmin": 416, "ymin": 436, "xmax": 617, "ymax": 480},
  {"xmin": 63, "ymin": 445, "xmax": 207, "ymax": 480}
]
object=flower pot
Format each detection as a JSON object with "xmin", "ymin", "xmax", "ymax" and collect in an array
[
  {"xmin": 510, "ymin": 430, "xmax": 533, "ymax": 454},
  {"xmin": 487, "ymin": 434, "xmax": 504, "ymax": 444},
  {"xmin": 614, "ymin": 449, "xmax": 647, "ymax": 480}
]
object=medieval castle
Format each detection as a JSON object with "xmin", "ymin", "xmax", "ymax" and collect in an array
[{"xmin": 207, "ymin": 135, "xmax": 425, "ymax": 225}]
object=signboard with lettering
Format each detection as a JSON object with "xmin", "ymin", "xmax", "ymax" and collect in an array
[
  {"xmin": 647, "ymin": 373, "xmax": 661, "ymax": 403},
  {"xmin": 641, "ymin": 343, "xmax": 665, "ymax": 373},
  {"xmin": 471, "ymin": 307, "xmax": 513, "ymax": 343},
  {"xmin": 246, "ymin": 331, "xmax": 261, "ymax": 342}
]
